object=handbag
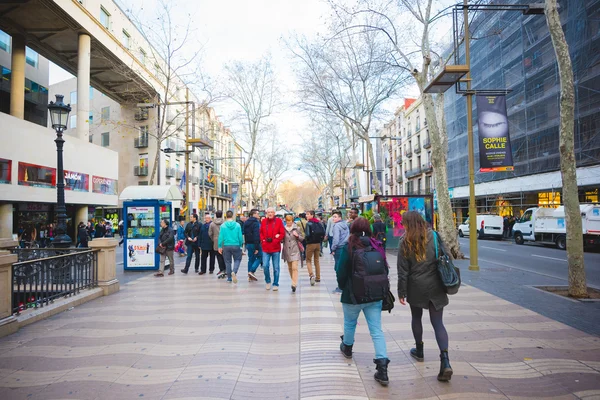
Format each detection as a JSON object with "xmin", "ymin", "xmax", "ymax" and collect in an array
[
  {"xmin": 297, "ymin": 240, "xmax": 305, "ymax": 253},
  {"xmin": 433, "ymin": 231, "xmax": 461, "ymax": 295},
  {"xmin": 382, "ymin": 289, "xmax": 395, "ymax": 313},
  {"xmin": 156, "ymin": 244, "xmax": 166, "ymax": 255}
]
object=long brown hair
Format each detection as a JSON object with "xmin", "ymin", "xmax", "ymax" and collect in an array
[
  {"xmin": 401, "ymin": 211, "xmax": 428, "ymax": 262},
  {"xmin": 348, "ymin": 217, "xmax": 372, "ymax": 255}
]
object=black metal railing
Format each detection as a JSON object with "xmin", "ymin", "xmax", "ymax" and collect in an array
[
  {"xmin": 11, "ymin": 247, "xmax": 89, "ymax": 262},
  {"xmin": 11, "ymin": 249, "xmax": 98, "ymax": 316}
]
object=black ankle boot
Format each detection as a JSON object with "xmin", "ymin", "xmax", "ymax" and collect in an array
[
  {"xmin": 339, "ymin": 335, "xmax": 353, "ymax": 359},
  {"xmin": 410, "ymin": 341, "xmax": 424, "ymax": 361},
  {"xmin": 437, "ymin": 351, "xmax": 453, "ymax": 382},
  {"xmin": 373, "ymin": 358, "xmax": 390, "ymax": 386}
]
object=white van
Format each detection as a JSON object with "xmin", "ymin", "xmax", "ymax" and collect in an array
[{"xmin": 458, "ymin": 214, "xmax": 504, "ymax": 239}]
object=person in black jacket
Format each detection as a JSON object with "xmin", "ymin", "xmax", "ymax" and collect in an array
[
  {"xmin": 372, "ymin": 214, "xmax": 387, "ymax": 250},
  {"xmin": 243, "ymin": 209, "xmax": 261, "ymax": 281},
  {"xmin": 78, "ymin": 222, "xmax": 88, "ymax": 248},
  {"xmin": 397, "ymin": 211, "xmax": 452, "ymax": 382},
  {"xmin": 156, "ymin": 219, "xmax": 175, "ymax": 277},
  {"xmin": 181, "ymin": 213, "xmax": 201, "ymax": 274}
]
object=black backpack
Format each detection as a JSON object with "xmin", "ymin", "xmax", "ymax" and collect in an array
[
  {"xmin": 350, "ymin": 244, "xmax": 390, "ymax": 304},
  {"xmin": 308, "ymin": 221, "xmax": 325, "ymax": 242}
]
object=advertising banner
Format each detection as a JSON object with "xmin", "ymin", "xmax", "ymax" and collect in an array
[
  {"xmin": 64, "ymin": 170, "xmax": 89, "ymax": 192},
  {"xmin": 230, "ymin": 183, "xmax": 239, "ymax": 208},
  {"xmin": 476, "ymin": 95, "xmax": 514, "ymax": 172},
  {"xmin": 125, "ymin": 238, "xmax": 155, "ymax": 268},
  {"xmin": 18, "ymin": 162, "xmax": 56, "ymax": 188},
  {"xmin": 92, "ymin": 175, "xmax": 118, "ymax": 195}
]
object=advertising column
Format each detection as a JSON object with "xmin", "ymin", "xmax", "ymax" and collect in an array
[{"xmin": 125, "ymin": 205, "xmax": 156, "ymax": 269}]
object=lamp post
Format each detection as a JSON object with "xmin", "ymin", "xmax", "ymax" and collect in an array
[
  {"xmin": 423, "ymin": 1, "xmax": 544, "ymax": 271},
  {"xmin": 48, "ymin": 94, "xmax": 72, "ymax": 248}
]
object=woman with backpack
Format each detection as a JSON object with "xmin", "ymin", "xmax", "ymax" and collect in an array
[
  {"xmin": 335, "ymin": 217, "xmax": 390, "ymax": 386},
  {"xmin": 397, "ymin": 211, "xmax": 453, "ymax": 382}
]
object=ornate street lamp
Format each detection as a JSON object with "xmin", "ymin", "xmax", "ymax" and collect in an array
[{"xmin": 48, "ymin": 94, "xmax": 72, "ymax": 248}]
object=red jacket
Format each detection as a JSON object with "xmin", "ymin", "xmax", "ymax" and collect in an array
[{"xmin": 260, "ymin": 217, "xmax": 285, "ymax": 253}]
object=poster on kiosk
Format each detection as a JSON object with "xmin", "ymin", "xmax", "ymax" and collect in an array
[
  {"xmin": 120, "ymin": 185, "xmax": 182, "ymax": 271},
  {"xmin": 123, "ymin": 201, "xmax": 172, "ymax": 270}
]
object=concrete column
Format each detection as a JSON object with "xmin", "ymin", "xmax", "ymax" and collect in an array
[
  {"xmin": 0, "ymin": 204, "xmax": 13, "ymax": 239},
  {"xmin": 0, "ymin": 251, "xmax": 18, "ymax": 337},
  {"xmin": 88, "ymin": 238, "xmax": 120, "ymax": 296},
  {"xmin": 77, "ymin": 33, "xmax": 91, "ymax": 141},
  {"xmin": 75, "ymin": 205, "xmax": 88, "ymax": 226},
  {"xmin": 9, "ymin": 35, "xmax": 26, "ymax": 119}
]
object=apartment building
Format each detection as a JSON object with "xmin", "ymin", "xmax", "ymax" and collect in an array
[{"xmin": 443, "ymin": 0, "xmax": 600, "ymax": 220}]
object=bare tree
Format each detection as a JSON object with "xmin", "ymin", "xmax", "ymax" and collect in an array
[
  {"xmin": 301, "ymin": 115, "xmax": 353, "ymax": 209},
  {"xmin": 224, "ymin": 55, "xmax": 277, "ymax": 207},
  {"xmin": 104, "ymin": 0, "xmax": 217, "ymax": 185},
  {"xmin": 251, "ymin": 135, "xmax": 289, "ymax": 207},
  {"xmin": 544, "ymin": 0, "xmax": 587, "ymax": 298},
  {"xmin": 288, "ymin": 19, "xmax": 408, "ymax": 193},
  {"xmin": 329, "ymin": 0, "xmax": 465, "ymax": 258}
]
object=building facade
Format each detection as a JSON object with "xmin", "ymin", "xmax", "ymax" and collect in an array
[{"xmin": 444, "ymin": 0, "xmax": 600, "ymax": 221}]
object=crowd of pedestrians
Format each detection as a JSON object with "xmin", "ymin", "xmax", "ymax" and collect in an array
[{"xmin": 154, "ymin": 206, "xmax": 454, "ymax": 388}]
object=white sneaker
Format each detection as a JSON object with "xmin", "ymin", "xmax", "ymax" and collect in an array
[
  {"xmin": 232, "ymin": 272, "xmax": 238, "ymax": 284},
  {"xmin": 310, "ymin": 275, "xmax": 316, "ymax": 286},
  {"xmin": 266, "ymin": 283, "xmax": 271, "ymax": 290},
  {"xmin": 273, "ymin": 286, "xmax": 279, "ymax": 291}
]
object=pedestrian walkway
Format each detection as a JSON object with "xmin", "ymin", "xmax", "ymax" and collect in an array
[{"xmin": 0, "ymin": 253, "xmax": 599, "ymax": 399}]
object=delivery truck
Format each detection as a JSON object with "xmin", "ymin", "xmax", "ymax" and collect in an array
[{"xmin": 513, "ymin": 204, "xmax": 600, "ymax": 250}]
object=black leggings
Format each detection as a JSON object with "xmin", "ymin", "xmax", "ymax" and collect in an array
[{"xmin": 410, "ymin": 303, "xmax": 449, "ymax": 352}]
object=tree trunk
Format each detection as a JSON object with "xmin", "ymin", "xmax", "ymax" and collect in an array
[
  {"xmin": 545, "ymin": 0, "xmax": 587, "ymax": 298},
  {"xmin": 422, "ymin": 92, "xmax": 463, "ymax": 259},
  {"xmin": 148, "ymin": 139, "xmax": 162, "ymax": 185}
]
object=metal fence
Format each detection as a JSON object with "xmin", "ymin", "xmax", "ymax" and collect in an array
[{"xmin": 11, "ymin": 249, "xmax": 98, "ymax": 316}]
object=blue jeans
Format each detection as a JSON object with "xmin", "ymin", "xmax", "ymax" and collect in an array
[
  {"xmin": 223, "ymin": 246, "xmax": 243, "ymax": 279},
  {"xmin": 342, "ymin": 301, "xmax": 387, "ymax": 359},
  {"xmin": 328, "ymin": 235, "xmax": 333, "ymax": 254},
  {"xmin": 333, "ymin": 250, "xmax": 341, "ymax": 269},
  {"xmin": 262, "ymin": 252, "xmax": 280, "ymax": 286},
  {"xmin": 246, "ymin": 244, "xmax": 262, "ymax": 273}
]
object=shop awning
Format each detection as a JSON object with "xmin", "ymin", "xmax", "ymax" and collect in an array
[{"xmin": 119, "ymin": 185, "xmax": 184, "ymax": 201}]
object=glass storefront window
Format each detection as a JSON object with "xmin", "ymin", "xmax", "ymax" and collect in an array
[
  {"xmin": 0, "ymin": 30, "xmax": 10, "ymax": 52},
  {"xmin": 18, "ymin": 162, "xmax": 56, "ymax": 188},
  {"xmin": 0, "ymin": 158, "xmax": 11, "ymax": 184},
  {"xmin": 538, "ymin": 192, "xmax": 561, "ymax": 207},
  {"xmin": 25, "ymin": 47, "xmax": 38, "ymax": 68}
]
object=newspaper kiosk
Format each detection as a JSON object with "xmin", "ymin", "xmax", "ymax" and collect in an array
[{"xmin": 120, "ymin": 185, "xmax": 183, "ymax": 271}]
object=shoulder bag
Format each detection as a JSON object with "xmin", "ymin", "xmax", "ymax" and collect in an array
[{"xmin": 433, "ymin": 231, "xmax": 461, "ymax": 295}]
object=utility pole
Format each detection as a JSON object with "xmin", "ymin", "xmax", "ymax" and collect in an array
[{"xmin": 185, "ymin": 88, "xmax": 191, "ymax": 222}]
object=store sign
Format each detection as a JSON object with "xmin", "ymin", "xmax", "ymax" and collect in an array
[
  {"xmin": 18, "ymin": 162, "xmax": 56, "ymax": 188},
  {"xmin": 64, "ymin": 170, "xmax": 89, "ymax": 192},
  {"xmin": 92, "ymin": 175, "xmax": 118, "ymax": 195},
  {"xmin": 19, "ymin": 203, "xmax": 51, "ymax": 212},
  {"xmin": 231, "ymin": 183, "xmax": 239, "ymax": 207},
  {"xmin": 0, "ymin": 158, "xmax": 11, "ymax": 184},
  {"xmin": 126, "ymin": 239, "xmax": 155, "ymax": 268},
  {"xmin": 476, "ymin": 95, "xmax": 514, "ymax": 172}
]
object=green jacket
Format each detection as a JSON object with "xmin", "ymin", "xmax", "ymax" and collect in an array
[
  {"xmin": 334, "ymin": 244, "xmax": 353, "ymax": 304},
  {"xmin": 218, "ymin": 220, "xmax": 243, "ymax": 248}
]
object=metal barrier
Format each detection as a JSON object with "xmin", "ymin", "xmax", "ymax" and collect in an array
[
  {"xmin": 11, "ymin": 247, "xmax": 90, "ymax": 262},
  {"xmin": 11, "ymin": 249, "xmax": 98, "ymax": 316}
]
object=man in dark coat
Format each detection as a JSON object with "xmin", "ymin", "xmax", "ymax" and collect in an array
[
  {"xmin": 243, "ymin": 209, "xmax": 262, "ymax": 281},
  {"xmin": 181, "ymin": 213, "xmax": 201, "ymax": 274},
  {"xmin": 199, "ymin": 213, "xmax": 215, "ymax": 275}
]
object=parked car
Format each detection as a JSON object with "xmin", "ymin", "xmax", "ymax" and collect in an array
[{"xmin": 458, "ymin": 214, "xmax": 504, "ymax": 240}]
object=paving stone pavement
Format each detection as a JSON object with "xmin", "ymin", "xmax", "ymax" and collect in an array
[{"xmin": 0, "ymin": 252, "xmax": 599, "ymax": 400}]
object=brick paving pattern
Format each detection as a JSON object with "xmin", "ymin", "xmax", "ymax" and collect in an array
[{"xmin": 0, "ymin": 253, "xmax": 599, "ymax": 399}]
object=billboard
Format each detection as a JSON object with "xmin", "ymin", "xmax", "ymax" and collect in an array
[
  {"xmin": 64, "ymin": 170, "xmax": 89, "ymax": 192},
  {"xmin": 476, "ymin": 95, "xmax": 514, "ymax": 172},
  {"xmin": 126, "ymin": 239, "xmax": 155, "ymax": 268}
]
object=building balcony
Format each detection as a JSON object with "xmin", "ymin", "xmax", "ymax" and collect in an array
[
  {"xmin": 176, "ymin": 170, "xmax": 184, "ymax": 180},
  {"xmin": 134, "ymin": 109, "xmax": 149, "ymax": 121},
  {"xmin": 405, "ymin": 149, "xmax": 413, "ymax": 158},
  {"xmin": 134, "ymin": 136, "xmax": 148, "ymax": 148},
  {"xmin": 414, "ymin": 146, "xmax": 421, "ymax": 154},
  {"xmin": 216, "ymin": 191, "xmax": 232, "ymax": 199},
  {"xmin": 422, "ymin": 162, "xmax": 433, "ymax": 173},
  {"xmin": 396, "ymin": 175, "xmax": 404, "ymax": 183},
  {"xmin": 134, "ymin": 166, "xmax": 148, "ymax": 176},
  {"xmin": 165, "ymin": 167, "xmax": 175, "ymax": 177},
  {"xmin": 405, "ymin": 167, "xmax": 422, "ymax": 178},
  {"xmin": 203, "ymin": 180, "xmax": 215, "ymax": 188},
  {"xmin": 423, "ymin": 138, "xmax": 431, "ymax": 149},
  {"xmin": 395, "ymin": 157, "xmax": 402, "ymax": 165}
]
